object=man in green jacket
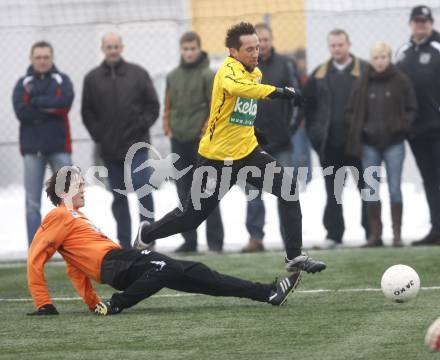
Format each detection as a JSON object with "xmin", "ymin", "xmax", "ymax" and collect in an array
[{"xmin": 163, "ymin": 31, "xmax": 224, "ymax": 253}]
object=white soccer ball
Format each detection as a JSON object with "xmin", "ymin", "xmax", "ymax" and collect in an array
[{"xmin": 380, "ymin": 264, "xmax": 420, "ymax": 302}]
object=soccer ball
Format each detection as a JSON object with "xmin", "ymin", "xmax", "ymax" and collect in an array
[
  {"xmin": 380, "ymin": 264, "xmax": 420, "ymax": 302},
  {"xmin": 425, "ymin": 317, "xmax": 440, "ymax": 351}
]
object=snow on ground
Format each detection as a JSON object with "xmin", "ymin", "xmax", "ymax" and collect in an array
[{"xmin": 0, "ymin": 169, "xmax": 431, "ymax": 261}]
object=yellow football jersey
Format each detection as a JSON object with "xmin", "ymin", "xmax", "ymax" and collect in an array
[{"xmin": 198, "ymin": 57, "xmax": 276, "ymax": 160}]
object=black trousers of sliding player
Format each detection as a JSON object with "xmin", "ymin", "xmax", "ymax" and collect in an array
[
  {"xmin": 101, "ymin": 249, "xmax": 272, "ymax": 310},
  {"xmin": 142, "ymin": 147, "xmax": 303, "ymax": 259}
]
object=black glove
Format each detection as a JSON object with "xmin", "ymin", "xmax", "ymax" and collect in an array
[
  {"xmin": 27, "ymin": 304, "xmax": 59, "ymax": 316},
  {"xmin": 269, "ymin": 87, "xmax": 305, "ymax": 107},
  {"xmin": 254, "ymin": 127, "xmax": 268, "ymax": 145}
]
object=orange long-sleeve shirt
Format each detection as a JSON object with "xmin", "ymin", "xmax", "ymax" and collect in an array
[{"xmin": 27, "ymin": 205, "xmax": 120, "ymax": 310}]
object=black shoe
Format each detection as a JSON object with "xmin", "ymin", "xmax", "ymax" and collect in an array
[
  {"xmin": 174, "ymin": 243, "xmax": 197, "ymax": 253},
  {"xmin": 285, "ymin": 254, "xmax": 326, "ymax": 274},
  {"xmin": 94, "ymin": 300, "xmax": 122, "ymax": 316},
  {"xmin": 268, "ymin": 272, "xmax": 302, "ymax": 306},
  {"xmin": 412, "ymin": 232, "xmax": 440, "ymax": 246},
  {"xmin": 133, "ymin": 221, "xmax": 153, "ymax": 250}
]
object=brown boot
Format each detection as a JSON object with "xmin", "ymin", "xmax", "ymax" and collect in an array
[
  {"xmin": 391, "ymin": 203, "xmax": 403, "ymax": 247},
  {"xmin": 241, "ymin": 239, "xmax": 264, "ymax": 253},
  {"xmin": 363, "ymin": 202, "xmax": 383, "ymax": 247}
]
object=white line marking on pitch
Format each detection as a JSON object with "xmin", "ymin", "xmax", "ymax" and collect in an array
[{"xmin": 2, "ymin": 286, "xmax": 440, "ymax": 302}]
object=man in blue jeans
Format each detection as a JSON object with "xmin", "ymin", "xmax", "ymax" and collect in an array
[
  {"xmin": 12, "ymin": 41, "xmax": 74, "ymax": 245},
  {"xmin": 82, "ymin": 32, "xmax": 159, "ymax": 248},
  {"xmin": 241, "ymin": 23, "xmax": 300, "ymax": 253}
]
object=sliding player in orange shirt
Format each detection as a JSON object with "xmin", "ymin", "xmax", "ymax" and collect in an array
[{"xmin": 27, "ymin": 166, "xmax": 302, "ymax": 316}]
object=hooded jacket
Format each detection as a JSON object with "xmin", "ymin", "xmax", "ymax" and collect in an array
[{"xmin": 163, "ymin": 52, "xmax": 214, "ymax": 142}]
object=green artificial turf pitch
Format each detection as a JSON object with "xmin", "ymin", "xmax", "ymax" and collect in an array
[{"xmin": 1, "ymin": 247, "xmax": 439, "ymax": 360}]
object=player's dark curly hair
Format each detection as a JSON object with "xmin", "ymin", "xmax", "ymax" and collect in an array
[
  {"xmin": 225, "ymin": 22, "xmax": 256, "ymax": 50},
  {"xmin": 45, "ymin": 166, "xmax": 82, "ymax": 206}
]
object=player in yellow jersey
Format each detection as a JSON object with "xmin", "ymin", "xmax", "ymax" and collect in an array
[{"xmin": 136, "ymin": 22, "xmax": 326, "ymax": 274}]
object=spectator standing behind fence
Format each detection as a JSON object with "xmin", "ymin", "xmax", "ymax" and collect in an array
[
  {"xmin": 396, "ymin": 5, "xmax": 440, "ymax": 246},
  {"xmin": 12, "ymin": 41, "xmax": 74, "ymax": 246},
  {"xmin": 303, "ymin": 29, "xmax": 369, "ymax": 248},
  {"xmin": 81, "ymin": 32, "xmax": 160, "ymax": 249},
  {"xmin": 346, "ymin": 42, "xmax": 418, "ymax": 247},
  {"xmin": 241, "ymin": 23, "xmax": 299, "ymax": 253},
  {"xmin": 291, "ymin": 48, "xmax": 312, "ymax": 187},
  {"xmin": 163, "ymin": 31, "xmax": 224, "ymax": 253}
]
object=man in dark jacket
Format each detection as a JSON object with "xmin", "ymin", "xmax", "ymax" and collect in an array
[
  {"xmin": 12, "ymin": 41, "xmax": 74, "ymax": 245},
  {"xmin": 81, "ymin": 32, "xmax": 160, "ymax": 249},
  {"xmin": 303, "ymin": 29, "xmax": 369, "ymax": 248},
  {"xmin": 241, "ymin": 23, "xmax": 300, "ymax": 253},
  {"xmin": 396, "ymin": 5, "xmax": 440, "ymax": 246},
  {"xmin": 163, "ymin": 31, "xmax": 224, "ymax": 253}
]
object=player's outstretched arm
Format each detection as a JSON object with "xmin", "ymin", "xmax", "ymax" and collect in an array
[
  {"xmin": 27, "ymin": 210, "xmax": 69, "ymax": 316},
  {"xmin": 268, "ymin": 86, "xmax": 304, "ymax": 107},
  {"xmin": 223, "ymin": 74, "xmax": 275, "ymax": 100},
  {"xmin": 66, "ymin": 263, "xmax": 101, "ymax": 312}
]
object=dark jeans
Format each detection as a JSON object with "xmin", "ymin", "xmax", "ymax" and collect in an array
[
  {"xmin": 104, "ymin": 149, "xmax": 154, "ymax": 249},
  {"xmin": 245, "ymin": 148, "xmax": 295, "ymax": 245},
  {"xmin": 171, "ymin": 138, "xmax": 224, "ymax": 250},
  {"xmin": 410, "ymin": 137, "xmax": 440, "ymax": 234},
  {"xmin": 142, "ymin": 147, "xmax": 303, "ymax": 260},
  {"xmin": 320, "ymin": 146, "xmax": 368, "ymax": 243},
  {"xmin": 101, "ymin": 249, "xmax": 271, "ymax": 310}
]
